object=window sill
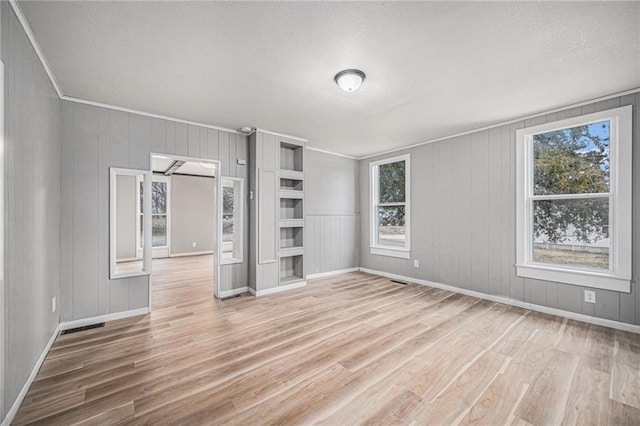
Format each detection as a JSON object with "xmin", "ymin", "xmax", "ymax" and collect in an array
[
  {"xmin": 516, "ymin": 264, "xmax": 630, "ymax": 293},
  {"xmin": 370, "ymin": 246, "xmax": 410, "ymax": 259},
  {"xmin": 221, "ymin": 258, "xmax": 244, "ymax": 266}
]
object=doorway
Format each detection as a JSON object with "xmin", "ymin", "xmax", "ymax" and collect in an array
[{"xmin": 148, "ymin": 154, "xmax": 222, "ymax": 309}]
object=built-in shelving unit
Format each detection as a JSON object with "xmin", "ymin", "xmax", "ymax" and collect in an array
[{"xmin": 278, "ymin": 140, "xmax": 305, "ymax": 285}]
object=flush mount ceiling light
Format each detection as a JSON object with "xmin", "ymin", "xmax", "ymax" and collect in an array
[
  {"xmin": 334, "ymin": 69, "xmax": 366, "ymax": 92},
  {"xmin": 199, "ymin": 162, "xmax": 216, "ymax": 169}
]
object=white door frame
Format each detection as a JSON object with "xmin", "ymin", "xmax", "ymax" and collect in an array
[{"xmin": 148, "ymin": 153, "xmax": 222, "ymax": 309}]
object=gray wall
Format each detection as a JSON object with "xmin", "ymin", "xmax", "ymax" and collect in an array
[
  {"xmin": 360, "ymin": 94, "xmax": 640, "ymax": 325},
  {"xmin": 171, "ymin": 174, "xmax": 216, "ymax": 255},
  {"xmin": 60, "ymin": 100, "xmax": 248, "ymax": 321},
  {"xmin": 306, "ymin": 149, "xmax": 360, "ymax": 275},
  {"xmin": 1, "ymin": 2, "xmax": 61, "ymax": 418},
  {"xmin": 115, "ymin": 174, "xmax": 137, "ymax": 260}
]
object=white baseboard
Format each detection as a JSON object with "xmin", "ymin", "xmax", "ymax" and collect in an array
[
  {"xmin": 360, "ymin": 267, "xmax": 640, "ymax": 335},
  {"xmin": 59, "ymin": 307, "xmax": 149, "ymax": 331},
  {"xmin": 2, "ymin": 325, "xmax": 59, "ymax": 426},
  {"xmin": 307, "ymin": 267, "xmax": 359, "ymax": 280},
  {"xmin": 250, "ymin": 280, "xmax": 307, "ymax": 297},
  {"xmin": 169, "ymin": 250, "xmax": 214, "ymax": 258},
  {"xmin": 219, "ymin": 286, "xmax": 249, "ymax": 298}
]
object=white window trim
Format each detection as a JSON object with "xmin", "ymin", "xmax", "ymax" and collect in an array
[
  {"xmin": 516, "ymin": 105, "xmax": 632, "ymax": 293},
  {"xmin": 221, "ymin": 176, "xmax": 245, "ymax": 265},
  {"xmin": 369, "ymin": 154, "xmax": 411, "ymax": 259}
]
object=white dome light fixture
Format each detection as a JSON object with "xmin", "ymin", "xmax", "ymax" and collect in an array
[{"xmin": 334, "ymin": 69, "xmax": 366, "ymax": 92}]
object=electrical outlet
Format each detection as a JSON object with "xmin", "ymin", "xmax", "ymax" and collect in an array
[
  {"xmin": 413, "ymin": 260, "xmax": 420, "ymax": 268},
  {"xmin": 584, "ymin": 290, "xmax": 596, "ymax": 304},
  {"xmin": 192, "ymin": 242, "xmax": 197, "ymax": 248},
  {"xmin": 52, "ymin": 296, "xmax": 56, "ymax": 313}
]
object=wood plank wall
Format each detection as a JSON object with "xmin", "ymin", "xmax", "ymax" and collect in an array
[
  {"xmin": 360, "ymin": 93, "xmax": 640, "ymax": 325},
  {"xmin": 59, "ymin": 100, "xmax": 249, "ymax": 322}
]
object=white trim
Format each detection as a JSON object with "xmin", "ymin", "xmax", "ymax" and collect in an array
[
  {"xmin": 58, "ymin": 308, "xmax": 149, "ymax": 331},
  {"xmin": 219, "ymin": 287, "xmax": 250, "ymax": 298},
  {"xmin": 169, "ymin": 250, "xmax": 214, "ymax": 258},
  {"xmin": 306, "ymin": 267, "xmax": 360, "ymax": 280},
  {"xmin": 7, "ymin": 0, "xmax": 63, "ymax": 98},
  {"xmin": 516, "ymin": 264, "xmax": 630, "ymax": 293},
  {"xmin": 1, "ymin": 326, "xmax": 59, "ymax": 426},
  {"xmin": 306, "ymin": 146, "xmax": 357, "ymax": 160},
  {"xmin": 370, "ymin": 247, "xmax": 410, "ymax": 259},
  {"xmin": 359, "ymin": 268, "xmax": 640, "ymax": 335},
  {"xmin": 110, "ymin": 168, "xmax": 152, "ymax": 280},
  {"xmin": 254, "ymin": 128, "xmax": 307, "ymax": 142},
  {"xmin": 369, "ymin": 154, "xmax": 411, "ymax": 257},
  {"xmin": 63, "ymin": 96, "xmax": 241, "ymax": 134},
  {"xmin": 515, "ymin": 105, "xmax": 632, "ymax": 293},
  {"xmin": 250, "ymin": 280, "xmax": 307, "ymax": 296},
  {"xmin": 357, "ymin": 87, "xmax": 640, "ymax": 160}
]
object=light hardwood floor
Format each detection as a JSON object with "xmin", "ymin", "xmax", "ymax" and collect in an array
[{"xmin": 14, "ymin": 255, "xmax": 640, "ymax": 425}]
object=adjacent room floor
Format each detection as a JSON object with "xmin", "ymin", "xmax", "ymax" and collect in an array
[{"xmin": 14, "ymin": 257, "xmax": 640, "ymax": 425}]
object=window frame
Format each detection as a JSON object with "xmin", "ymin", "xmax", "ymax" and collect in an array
[
  {"xmin": 220, "ymin": 176, "xmax": 245, "ymax": 265},
  {"xmin": 516, "ymin": 105, "xmax": 632, "ymax": 292},
  {"xmin": 369, "ymin": 154, "xmax": 411, "ymax": 259}
]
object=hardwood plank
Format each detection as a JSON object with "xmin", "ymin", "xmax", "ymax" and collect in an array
[{"xmin": 13, "ymin": 255, "xmax": 640, "ymax": 425}]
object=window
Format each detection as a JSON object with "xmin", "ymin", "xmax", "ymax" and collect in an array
[
  {"xmin": 370, "ymin": 154, "xmax": 410, "ymax": 258},
  {"xmin": 221, "ymin": 177, "xmax": 244, "ymax": 264},
  {"xmin": 137, "ymin": 175, "xmax": 170, "ymax": 258},
  {"xmin": 516, "ymin": 106, "xmax": 632, "ymax": 292}
]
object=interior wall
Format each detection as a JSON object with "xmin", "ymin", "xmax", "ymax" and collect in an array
[
  {"xmin": 360, "ymin": 93, "xmax": 640, "ymax": 325},
  {"xmin": 1, "ymin": 2, "xmax": 61, "ymax": 418},
  {"xmin": 170, "ymin": 174, "xmax": 216, "ymax": 255},
  {"xmin": 305, "ymin": 149, "xmax": 360, "ymax": 275},
  {"xmin": 59, "ymin": 99, "xmax": 248, "ymax": 322}
]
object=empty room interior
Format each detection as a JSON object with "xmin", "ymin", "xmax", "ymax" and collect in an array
[{"xmin": 1, "ymin": 1, "xmax": 640, "ymax": 424}]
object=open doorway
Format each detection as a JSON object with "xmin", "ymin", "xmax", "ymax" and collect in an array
[{"xmin": 148, "ymin": 154, "xmax": 222, "ymax": 310}]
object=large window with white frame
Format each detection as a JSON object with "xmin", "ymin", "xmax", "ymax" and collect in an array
[
  {"xmin": 370, "ymin": 154, "xmax": 410, "ymax": 259},
  {"xmin": 516, "ymin": 105, "xmax": 632, "ymax": 292}
]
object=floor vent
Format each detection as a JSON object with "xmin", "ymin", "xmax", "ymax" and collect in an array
[
  {"xmin": 220, "ymin": 294, "xmax": 242, "ymax": 301},
  {"xmin": 61, "ymin": 323, "xmax": 105, "ymax": 335},
  {"xmin": 391, "ymin": 279, "xmax": 409, "ymax": 285}
]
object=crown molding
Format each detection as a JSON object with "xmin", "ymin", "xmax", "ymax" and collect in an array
[
  {"xmin": 61, "ymin": 96, "xmax": 242, "ymax": 134},
  {"xmin": 306, "ymin": 146, "xmax": 357, "ymax": 160},
  {"xmin": 357, "ymin": 87, "xmax": 640, "ymax": 160},
  {"xmin": 254, "ymin": 128, "xmax": 308, "ymax": 142}
]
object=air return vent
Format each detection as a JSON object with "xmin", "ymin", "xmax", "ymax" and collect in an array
[{"xmin": 61, "ymin": 323, "xmax": 105, "ymax": 335}]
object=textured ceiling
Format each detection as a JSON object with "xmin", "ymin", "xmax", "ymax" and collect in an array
[{"xmin": 19, "ymin": 1, "xmax": 640, "ymax": 158}]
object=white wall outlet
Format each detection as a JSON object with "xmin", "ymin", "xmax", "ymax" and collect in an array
[
  {"xmin": 51, "ymin": 296, "xmax": 56, "ymax": 313},
  {"xmin": 584, "ymin": 290, "xmax": 596, "ymax": 304},
  {"xmin": 414, "ymin": 259, "xmax": 420, "ymax": 268},
  {"xmin": 192, "ymin": 242, "xmax": 197, "ymax": 248}
]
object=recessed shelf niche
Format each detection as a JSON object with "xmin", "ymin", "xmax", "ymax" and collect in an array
[
  {"xmin": 280, "ymin": 227, "xmax": 303, "ymax": 249},
  {"xmin": 280, "ymin": 178, "xmax": 303, "ymax": 191},
  {"xmin": 280, "ymin": 255, "xmax": 304, "ymax": 283},
  {"xmin": 280, "ymin": 198, "xmax": 303, "ymax": 220},
  {"xmin": 280, "ymin": 142, "xmax": 304, "ymax": 172}
]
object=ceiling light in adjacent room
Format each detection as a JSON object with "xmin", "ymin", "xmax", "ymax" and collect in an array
[{"xmin": 334, "ymin": 69, "xmax": 366, "ymax": 92}]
